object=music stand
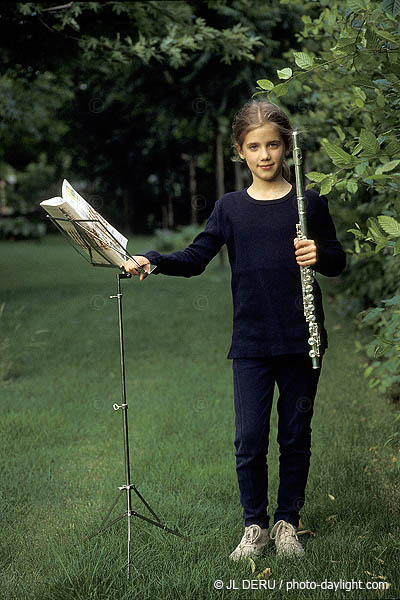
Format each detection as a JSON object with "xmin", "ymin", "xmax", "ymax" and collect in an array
[{"xmin": 46, "ymin": 214, "xmax": 189, "ymax": 579}]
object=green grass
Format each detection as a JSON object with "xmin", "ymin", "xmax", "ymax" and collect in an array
[{"xmin": 0, "ymin": 236, "xmax": 399, "ymax": 600}]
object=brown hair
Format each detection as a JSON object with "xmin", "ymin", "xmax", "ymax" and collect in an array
[{"xmin": 232, "ymin": 100, "xmax": 293, "ymax": 182}]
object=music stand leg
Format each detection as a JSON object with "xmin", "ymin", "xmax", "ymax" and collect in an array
[{"xmin": 89, "ymin": 271, "xmax": 189, "ymax": 579}]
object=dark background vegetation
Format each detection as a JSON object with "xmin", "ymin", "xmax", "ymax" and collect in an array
[{"xmin": 0, "ymin": 1, "xmax": 305, "ymax": 232}]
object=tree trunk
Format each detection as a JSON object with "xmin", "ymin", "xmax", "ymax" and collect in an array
[
  {"xmin": 190, "ymin": 155, "xmax": 197, "ymax": 225},
  {"xmin": 216, "ymin": 131, "xmax": 227, "ymax": 268},
  {"xmin": 234, "ymin": 160, "xmax": 244, "ymax": 191},
  {"xmin": 161, "ymin": 176, "xmax": 175, "ymax": 230},
  {"xmin": 168, "ymin": 193, "xmax": 174, "ymax": 229},
  {"xmin": 161, "ymin": 204, "xmax": 169, "ymax": 230},
  {"xmin": 0, "ymin": 180, "xmax": 5, "ymax": 213},
  {"xmin": 122, "ymin": 191, "xmax": 130, "ymax": 233}
]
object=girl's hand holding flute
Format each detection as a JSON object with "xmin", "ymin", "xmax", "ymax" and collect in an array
[{"xmin": 293, "ymin": 238, "xmax": 318, "ymax": 267}]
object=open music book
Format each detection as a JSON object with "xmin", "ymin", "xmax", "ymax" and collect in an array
[{"xmin": 40, "ymin": 180, "xmax": 155, "ymax": 272}]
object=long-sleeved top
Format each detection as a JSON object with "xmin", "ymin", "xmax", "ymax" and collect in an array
[{"xmin": 142, "ymin": 184, "xmax": 346, "ymax": 359}]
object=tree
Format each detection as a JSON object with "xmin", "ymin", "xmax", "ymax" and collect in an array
[
  {"xmin": 0, "ymin": 1, "xmax": 305, "ymax": 234},
  {"xmin": 0, "ymin": 0, "xmax": 264, "ymax": 222},
  {"xmin": 2, "ymin": 2, "xmax": 263, "ymax": 72}
]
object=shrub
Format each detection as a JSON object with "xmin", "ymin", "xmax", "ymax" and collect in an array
[
  {"xmin": 153, "ymin": 223, "xmax": 205, "ymax": 253},
  {"xmin": 0, "ymin": 216, "xmax": 46, "ymax": 240}
]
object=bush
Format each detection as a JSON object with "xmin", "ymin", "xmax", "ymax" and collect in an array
[
  {"xmin": 356, "ymin": 294, "xmax": 400, "ymax": 402},
  {"xmin": 153, "ymin": 223, "xmax": 205, "ymax": 253},
  {"xmin": 0, "ymin": 216, "xmax": 46, "ymax": 240},
  {"xmin": 255, "ymin": 0, "xmax": 400, "ymax": 403}
]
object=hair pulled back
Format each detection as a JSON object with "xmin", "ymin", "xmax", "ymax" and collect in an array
[{"xmin": 232, "ymin": 100, "xmax": 293, "ymax": 182}]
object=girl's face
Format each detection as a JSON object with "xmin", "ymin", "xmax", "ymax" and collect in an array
[{"xmin": 237, "ymin": 122, "xmax": 288, "ymax": 186}]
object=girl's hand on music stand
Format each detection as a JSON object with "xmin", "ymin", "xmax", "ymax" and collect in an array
[{"xmin": 124, "ymin": 256, "xmax": 150, "ymax": 280}]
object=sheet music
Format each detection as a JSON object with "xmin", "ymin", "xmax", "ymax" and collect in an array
[{"xmin": 41, "ymin": 180, "xmax": 129, "ymax": 268}]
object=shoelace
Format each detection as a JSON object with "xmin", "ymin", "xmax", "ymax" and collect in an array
[
  {"xmin": 243, "ymin": 525, "xmax": 261, "ymax": 545},
  {"xmin": 270, "ymin": 519, "xmax": 298, "ymax": 542}
]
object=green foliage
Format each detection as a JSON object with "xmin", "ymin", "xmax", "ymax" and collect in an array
[
  {"xmin": 0, "ymin": 73, "xmax": 73, "ymax": 157},
  {"xmin": 293, "ymin": 51, "xmax": 314, "ymax": 69},
  {"xmin": 6, "ymin": 153, "xmax": 58, "ymax": 213},
  {"xmin": 358, "ymin": 294, "xmax": 400, "ymax": 401},
  {"xmin": 14, "ymin": 2, "xmax": 263, "ymax": 68},
  {"xmin": 253, "ymin": 0, "xmax": 400, "ymax": 401},
  {"xmin": 0, "ymin": 0, "xmax": 295, "ymax": 230},
  {"xmin": 0, "ymin": 72, "xmax": 73, "ymax": 210},
  {"xmin": 381, "ymin": 0, "xmax": 400, "ymax": 17},
  {"xmin": 0, "ymin": 217, "xmax": 46, "ymax": 241},
  {"xmin": 378, "ymin": 215, "xmax": 400, "ymax": 238},
  {"xmin": 253, "ymin": 1, "xmax": 400, "ymax": 199},
  {"xmin": 153, "ymin": 223, "xmax": 205, "ymax": 252}
]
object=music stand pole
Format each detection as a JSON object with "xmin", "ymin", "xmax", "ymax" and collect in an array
[
  {"xmin": 111, "ymin": 270, "xmax": 134, "ymax": 576},
  {"xmin": 89, "ymin": 269, "xmax": 189, "ymax": 580}
]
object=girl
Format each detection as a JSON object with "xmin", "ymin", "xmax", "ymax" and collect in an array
[{"xmin": 124, "ymin": 101, "xmax": 346, "ymax": 560}]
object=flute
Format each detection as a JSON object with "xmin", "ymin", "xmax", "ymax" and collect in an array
[{"xmin": 292, "ymin": 130, "xmax": 321, "ymax": 369}]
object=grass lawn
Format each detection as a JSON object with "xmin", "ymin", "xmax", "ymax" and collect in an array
[{"xmin": 0, "ymin": 235, "xmax": 399, "ymax": 600}]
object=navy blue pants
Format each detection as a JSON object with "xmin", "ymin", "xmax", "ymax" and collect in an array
[{"xmin": 232, "ymin": 353, "xmax": 322, "ymax": 530}]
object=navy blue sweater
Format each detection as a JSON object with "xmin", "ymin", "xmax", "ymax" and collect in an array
[{"xmin": 143, "ymin": 185, "xmax": 346, "ymax": 359}]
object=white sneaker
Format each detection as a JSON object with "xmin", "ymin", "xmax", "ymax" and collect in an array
[
  {"xmin": 270, "ymin": 519, "xmax": 305, "ymax": 557},
  {"xmin": 229, "ymin": 524, "xmax": 269, "ymax": 561}
]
